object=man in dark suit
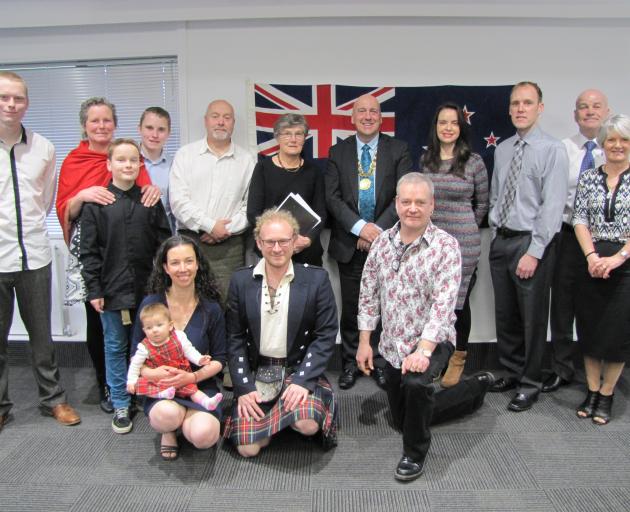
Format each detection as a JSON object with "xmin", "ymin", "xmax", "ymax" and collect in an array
[
  {"xmin": 225, "ymin": 209, "xmax": 338, "ymax": 457},
  {"xmin": 325, "ymin": 94, "xmax": 412, "ymax": 389}
]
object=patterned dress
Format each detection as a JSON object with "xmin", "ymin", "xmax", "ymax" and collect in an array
[
  {"xmin": 134, "ymin": 332, "xmax": 198, "ymax": 398},
  {"xmin": 419, "ymin": 153, "xmax": 489, "ymax": 309},
  {"xmin": 572, "ymin": 165, "xmax": 630, "ymax": 363}
]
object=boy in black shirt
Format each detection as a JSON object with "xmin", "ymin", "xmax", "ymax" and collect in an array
[{"xmin": 80, "ymin": 138, "xmax": 171, "ymax": 434}]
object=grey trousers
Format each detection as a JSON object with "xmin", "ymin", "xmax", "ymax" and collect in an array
[
  {"xmin": 489, "ymin": 233, "xmax": 557, "ymax": 396},
  {"xmin": 197, "ymin": 233, "xmax": 246, "ymax": 301},
  {"xmin": 0, "ymin": 263, "xmax": 66, "ymax": 415}
]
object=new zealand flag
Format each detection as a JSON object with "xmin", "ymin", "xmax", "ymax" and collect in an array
[{"xmin": 250, "ymin": 83, "xmax": 514, "ymax": 177}]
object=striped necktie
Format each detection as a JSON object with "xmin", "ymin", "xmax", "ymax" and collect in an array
[{"xmin": 497, "ymin": 138, "xmax": 525, "ymax": 227}]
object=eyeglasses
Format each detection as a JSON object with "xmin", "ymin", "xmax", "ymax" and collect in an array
[
  {"xmin": 259, "ymin": 238, "xmax": 293, "ymax": 248},
  {"xmin": 278, "ymin": 131, "xmax": 306, "ymax": 140}
]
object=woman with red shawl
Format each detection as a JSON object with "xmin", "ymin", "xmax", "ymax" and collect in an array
[{"xmin": 56, "ymin": 97, "xmax": 160, "ymax": 412}]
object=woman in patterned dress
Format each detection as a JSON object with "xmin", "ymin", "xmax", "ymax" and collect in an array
[
  {"xmin": 419, "ymin": 103, "xmax": 489, "ymax": 386},
  {"xmin": 573, "ymin": 114, "xmax": 630, "ymax": 425}
]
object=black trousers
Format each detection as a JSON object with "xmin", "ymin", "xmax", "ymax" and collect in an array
[
  {"xmin": 84, "ymin": 302, "xmax": 106, "ymax": 388},
  {"xmin": 337, "ymin": 250, "xmax": 382, "ymax": 370},
  {"xmin": 454, "ymin": 270, "xmax": 477, "ymax": 351},
  {"xmin": 489, "ymin": 233, "xmax": 557, "ymax": 396},
  {"xmin": 549, "ymin": 224, "xmax": 582, "ymax": 380},
  {"xmin": 384, "ymin": 343, "xmax": 490, "ymax": 462}
]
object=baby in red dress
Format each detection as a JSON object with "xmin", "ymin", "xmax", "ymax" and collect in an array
[{"xmin": 127, "ymin": 303, "xmax": 222, "ymax": 411}]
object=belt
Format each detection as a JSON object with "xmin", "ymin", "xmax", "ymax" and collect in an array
[
  {"xmin": 561, "ymin": 222, "xmax": 574, "ymax": 233},
  {"xmin": 178, "ymin": 228, "xmax": 201, "ymax": 238},
  {"xmin": 258, "ymin": 356, "xmax": 287, "ymax": 366},
  {"xmin": 177, "ymin": 229, "xmax": 245, "ymax": 242},
  {"xmin": 496, "ymin": 227, "xmax": 531, "ymax": 238}
]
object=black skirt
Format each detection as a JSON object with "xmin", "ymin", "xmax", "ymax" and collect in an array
[{"xmin": 575, "ymin": 240, "xmax": 630, "ymax": 363}]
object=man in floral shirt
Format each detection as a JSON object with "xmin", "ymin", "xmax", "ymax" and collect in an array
[{"xmin": 357, "ymin": 172, "xmax": 493, "ymax": 482}]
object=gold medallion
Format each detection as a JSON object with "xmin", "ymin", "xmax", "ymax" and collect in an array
[{"xmin": 359, "ymin": 178, "xmax": 372, "ymax": 191}]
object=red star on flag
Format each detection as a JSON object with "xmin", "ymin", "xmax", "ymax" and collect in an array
[
  {"xmin": 484, "ymin": 131, "xmax": 500, "ymax": 148},
  {"xmin": 463, "ymin": 105, "xmax": 475, "ymax": 125}
]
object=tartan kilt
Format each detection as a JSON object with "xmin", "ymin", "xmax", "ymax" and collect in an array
[
  {"xmin": 135, "ymin": 377, "xmax": 198, "ymax": 398},
  {"xmin": 223, "ymin": 373, "xmax": 337, "ymax": 449}
]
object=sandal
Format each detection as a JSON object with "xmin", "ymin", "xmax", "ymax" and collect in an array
[
  {"xmin": 576, "ymin": 390, "xmax": 599, "ymax": 419},
  {"xmin": 160, "ymin": 444, "xmax": 179, "ymax": 461},
  {"xmin": 160, "ymin": 432, "xmax": 179, "ymax": 461},
  {"xmin": 592, "ymin": 393, "xmax": 613, "ymax": 426}
]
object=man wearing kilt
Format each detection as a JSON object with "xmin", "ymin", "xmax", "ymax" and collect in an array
[{"xmin": 223, "ymin": 209, "xmax": 338, "ymax": 457}]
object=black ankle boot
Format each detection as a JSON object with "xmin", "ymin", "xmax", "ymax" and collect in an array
[
  {"xmin": 592, "ymin": 393, "xmax": 613, "ymax": 425},
  {"xmin": 576, "ymin": 390, "xmax": 598, "ymax": 419}
]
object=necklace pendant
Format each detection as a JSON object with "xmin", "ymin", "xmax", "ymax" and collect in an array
[{"xmin": 359, "ymin": 178, "xmax": 372, "ymax": 191}]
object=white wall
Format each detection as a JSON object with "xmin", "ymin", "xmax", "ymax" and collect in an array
[{"xmin": 3, "ymin": 6, "xmax": 629, "ymax": 342}]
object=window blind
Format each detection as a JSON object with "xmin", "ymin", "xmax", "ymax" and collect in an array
[{"xmin": 2, "ymin": 57, "xmax": 180, "ymax": 238}]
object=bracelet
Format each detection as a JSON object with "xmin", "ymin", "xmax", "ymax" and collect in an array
[
  {"xmin": 585, "ymin": 251, "xmax": 597, "ymax": 259},
  {"xmin": 193, "ymin": 372, "xmax": 198, "ymax": 383}
]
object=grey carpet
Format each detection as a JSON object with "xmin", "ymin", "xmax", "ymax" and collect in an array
[{"xmin": 1, "ymin": 365, "xmax": 629, "ymax": 512}]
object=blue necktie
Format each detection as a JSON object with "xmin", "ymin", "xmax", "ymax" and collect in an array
[
  {"xmin": 580, "ymin": 140, "xmax": 596, "ymax": 174},
  {"xmin": 358, "ymin": 144, "xmax": 375, "ymax": 222}
]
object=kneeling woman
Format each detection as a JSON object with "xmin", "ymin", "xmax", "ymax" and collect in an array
[{"xmin": 223, "ymin": 209, "xmax": 338, "ymax": 456}]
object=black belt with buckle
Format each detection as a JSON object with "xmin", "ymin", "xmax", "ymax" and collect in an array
[
  {"xmin": 258, "ymin": 356, "xmax": 287, "ymax": 366},
  {"xmin": 496, "ymin": 227, "xmax": 531, "ymax": 238}
]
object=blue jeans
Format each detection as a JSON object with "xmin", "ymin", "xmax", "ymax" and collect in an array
[{"xmin": 100, "ymin": 310, "xmax": 132, "ymax": 409}]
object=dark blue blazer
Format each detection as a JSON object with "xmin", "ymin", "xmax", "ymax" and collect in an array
[{"xmin": 226, "ymin": 263, "xmax": 338, "ymax": 397}]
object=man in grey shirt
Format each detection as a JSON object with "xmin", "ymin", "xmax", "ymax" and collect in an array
[{"xmin": 487, "ymin": 81, "xmax": 569, "ymax": 412}]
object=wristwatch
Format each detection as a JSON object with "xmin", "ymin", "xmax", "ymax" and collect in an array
[
  {"xmin": 419, "ymin": 349, "xmax": 432, "ymax": 358},
  {"xmin": 620, "ymin": 250, "xmax": 629, "ymax": 260}
]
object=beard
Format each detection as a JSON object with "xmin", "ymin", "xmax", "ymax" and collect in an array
[{"xmin": 211, "ymin": 129, "xmax": 231, "ymax": 141}]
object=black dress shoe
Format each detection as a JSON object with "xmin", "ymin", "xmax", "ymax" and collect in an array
[
  {"xmin": 394, "ymin": 455, "xmax": 425, "ymax": 481},
  {"xmin": 471, "ymin": 371, "xmax": 496, "ymax": 387},
  {"xmin": 541, "ymin": 373, "xmax": 571, "ymax": 393},
  {"xmin": 338, "ymin": 368, "xmax": 359, "ymax": 390},
  {"xmin": 372, "ymin": 367, "xmax": 387, "ymax": 390},
  {"xmin": 488, "ymin": 377, "xmax": 517, "ymax": 393},
  {"xmin": 508, "ymin": 393, "xmax": 538, "ymax": 412}
]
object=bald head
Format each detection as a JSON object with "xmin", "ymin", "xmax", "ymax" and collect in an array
[
  {"xmin": 351, "ymin": 94, "xmax": 382, "ymax": 142},
  {"xmin": 574, "ymin": 89, "xmax": 609, "ymax": 139},
  {"xmin": 204, "ymin": 99, "xmax": 235, "ymax": 144}
]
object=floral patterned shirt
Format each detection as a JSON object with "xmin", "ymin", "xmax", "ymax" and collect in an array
[{"xmin": 358, "ymin": 222, "xmax": 461, "ymax": 369}]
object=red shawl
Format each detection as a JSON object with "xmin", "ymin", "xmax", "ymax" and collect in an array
[{"xmin": 56, "ymin": 140, "xmax": 152, "ymax": 244}]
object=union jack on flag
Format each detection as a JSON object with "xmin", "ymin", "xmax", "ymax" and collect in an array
[
  {"xmin": 249, "ymin": 82, "xmax": 514, "ymax": 175},
  {"xmin": 251, "ymin": 83, "xmax": 397, "ymax": 159}
]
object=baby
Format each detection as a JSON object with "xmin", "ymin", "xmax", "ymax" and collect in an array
[{"xmin": 127, "ymin": 303, "xmax": 222, "ymax": 411}]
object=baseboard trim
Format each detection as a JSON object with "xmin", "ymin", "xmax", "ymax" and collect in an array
[{"xmin": 8, "ymin": 340, "xmax": 575, "ymax": 372}]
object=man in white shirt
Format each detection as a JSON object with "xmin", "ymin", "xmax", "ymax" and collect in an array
[
  {"xmin": 544, "ymin": 89, "xmax": 609, "ymax": 393},
  {"xmin": 169, "ymin": 99, "xmax": 255, "ymax": 297},
  {"xmin": 0, "ymin": 71, "xmax": 81, "ymax": 431},
  {"xmin": 138, "ymin": 106, "xmax": 176, "ymax": 233}
]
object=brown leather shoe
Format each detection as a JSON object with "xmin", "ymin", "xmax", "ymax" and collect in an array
[
  {"xmin": 0, "ymin": 412, "xmax": 9, "ymax": 432},
  {"xmin": 49, "ymin": 403, "xmax": 81, "ymax": 426}
]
